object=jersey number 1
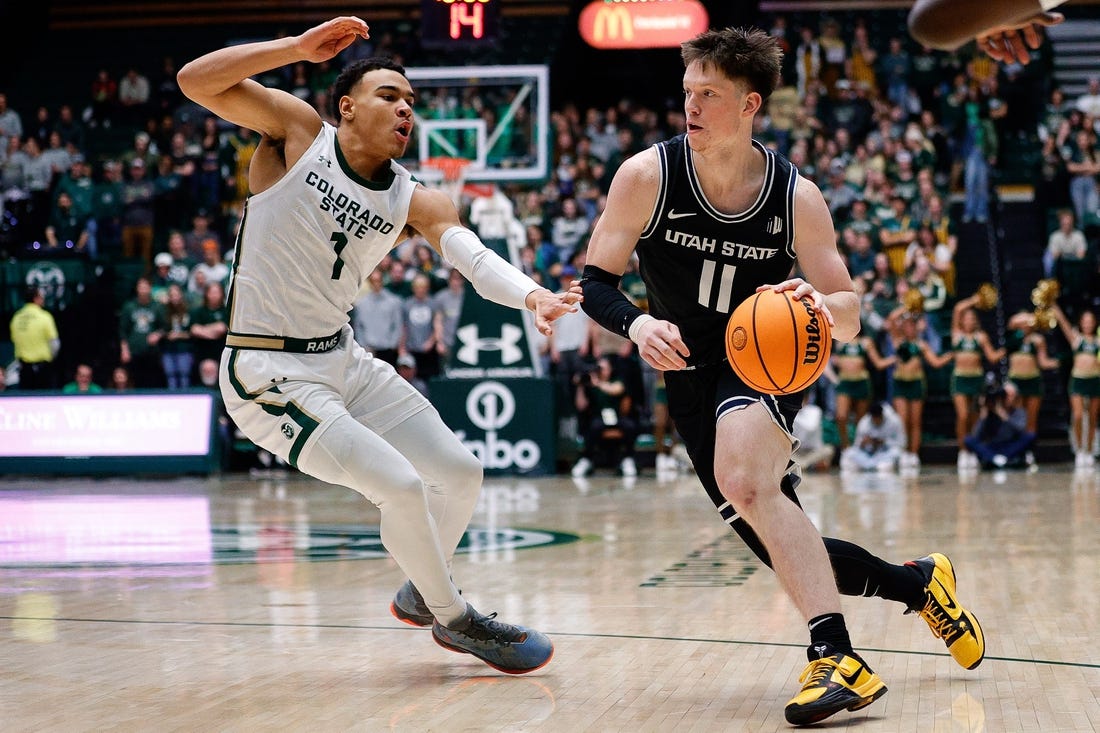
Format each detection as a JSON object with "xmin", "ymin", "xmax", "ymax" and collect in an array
[
  {"xmin": 698, "ymin": 259, "xmax": 737, "ymax": 313},
  {"xmin": 330, "ymin": 232, "xmax": 348, "ymax": 279}
]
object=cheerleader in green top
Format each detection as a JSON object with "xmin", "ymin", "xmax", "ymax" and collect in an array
[
  {"xmin": 1053, "ymin": 305, "xmax": 1100, "ymax": 468},
  {"xmin": 1004, "ymin": 310, "xmax": 1060, "ymax": 436},
  {"xmin": 886, "ymin": 304, "xmax": 954, "ymax": 468},
  {"xmin": 832, "ymin": 335, "xmax": 896, "ymax": 451},
  {"xmin": 950, "ymin": 296, "xmax": 1006, "ymax": 469}
]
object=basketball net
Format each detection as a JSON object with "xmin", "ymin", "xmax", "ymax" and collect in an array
[{"xmin": 424, "ymin": 156, "xmax": 472, "ymax": 207}]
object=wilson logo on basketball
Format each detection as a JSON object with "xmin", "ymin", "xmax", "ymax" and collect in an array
[{"xmin": 800, "ymin": 299, "xmax": 823, "ymax": 365}]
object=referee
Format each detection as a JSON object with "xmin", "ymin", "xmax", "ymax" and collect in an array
[{"xmin": 9, "ymin": 286, "xmax": 60, "ymax": 390}]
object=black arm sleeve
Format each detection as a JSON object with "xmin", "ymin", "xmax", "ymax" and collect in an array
[{"xmin": 579, "ymin": 264, "xmax": 647, "ymax": 338}]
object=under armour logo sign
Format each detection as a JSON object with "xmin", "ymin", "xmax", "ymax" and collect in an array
[
  {"xmin": 317, "ymin": 154, "xmax": 332, "ymax": 168},
  {"xmin": 765, "ymin": 216, "xmax": 783, "ymax": 235},
  {"xmin": 456, "ymin": 324, "xmax": 525, "ymax": 365}
]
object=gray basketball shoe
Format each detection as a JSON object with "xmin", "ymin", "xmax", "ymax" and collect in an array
[{"xmin": 432, "ymin": 606, "xmax": 554, "ymax": 674}]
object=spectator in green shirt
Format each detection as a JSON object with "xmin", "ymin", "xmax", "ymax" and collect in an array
[
  {"xmin": 189, "ymin": 281, "xmax": 228, "ymax": 382},
  {"xmin": 119, "ymin": 276, "xmax": 167, "ymax": 388},
  {"xmin": 93, "ymin": 160, "xmax": 125, "ymax": 254},
  {"xmin": 62, "ymin": 363, "xmax": 103, "ymax": 394}
]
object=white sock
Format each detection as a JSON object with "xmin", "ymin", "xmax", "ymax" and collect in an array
[
  {"xmin": 299, "ymin": 414, "xmax": 467, "ymax": 624},
  {"xmin": 379, "ymin": 409, "xmax": 483, "ymax": 566}
]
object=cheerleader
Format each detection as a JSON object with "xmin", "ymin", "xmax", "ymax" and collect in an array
[
  {"xmin": 1053, "ymin": 305, "xmax": 1100, "ymax": 467},
  {"xmin": 950, "ymin": 295, "xmax": 1006, "ymax": 469}
]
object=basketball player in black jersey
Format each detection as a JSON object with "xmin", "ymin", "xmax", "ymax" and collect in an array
[{"xmin": 580, "ymin": 28, "xmax": 984, "ymax": 726}]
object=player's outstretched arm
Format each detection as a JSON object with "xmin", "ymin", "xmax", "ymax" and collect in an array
[
  {"xmin": 908, "ymin": 0, "xmax": 1064, "ymax": 59},
  {"xmin": 410, "ymin": 186, "xmax": 580, "ymax": 335},
  {"xmin": 177, "ymin": 16, "xmax": 368, "ymax": 141}
]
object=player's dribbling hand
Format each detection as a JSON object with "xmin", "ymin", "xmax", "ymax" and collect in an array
[
  {"xmin": 977, "ymin": 11, "xmax": 1063, "ymax": 65},
  {"xmin": 297, "ymin": 17, "xmax": 370, "ymax": 63},
  {"xmin": 528, "ymin": 286, "xmax": 583, "ymax": 336},
  {"xmin": 758, "ymin": 279, "xmax": 836, "ymax": 328},
  {"xmin": 634, "ymin": 318, "xmax": 690, "ymax": 372}
]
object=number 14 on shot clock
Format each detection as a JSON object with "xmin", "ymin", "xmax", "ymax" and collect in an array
[{"xmin": 422, "ymin": 0, "xmax": 501, "ymax": 46}]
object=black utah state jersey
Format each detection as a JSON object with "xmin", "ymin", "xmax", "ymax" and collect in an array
[{"xmin": 636, "ymin": 134, "xmax": 798, "ymax": 367}]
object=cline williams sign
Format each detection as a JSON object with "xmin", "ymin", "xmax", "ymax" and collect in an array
[{"xmin": 579, "ymin": 0, "xmax": 709, "ymax": 50}]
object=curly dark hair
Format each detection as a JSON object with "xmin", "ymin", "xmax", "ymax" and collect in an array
[
  {"xmin": 329, "ymin": 57, "xmax": 407, "ymax": 120},
  {"xmin": 680, "ymin": 27, "xmax": 782, "ymax": 101}
]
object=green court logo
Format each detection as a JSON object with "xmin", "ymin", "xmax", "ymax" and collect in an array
[{"xmin": 211, "ymin": 525, "xmax": 580, "ymax": 564}]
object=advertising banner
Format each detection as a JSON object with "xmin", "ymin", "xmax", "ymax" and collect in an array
[
  {"xmin": 431, "ymin": 236, "xmax": 555, "ymax": 474},
  {"xmin": 431, "ymin": 377, "xmax": 556, "ymax": 476},
  {"xmin": 0, "ymin": 391, "xmax": 220, "ymax": 474},
  {"xmin": 579, "ymin": 0, "xmax": 709, "ymax": 50},
  {"xmin": 442, "ymin": 237, "xmax": 543, "ymax": 380}
]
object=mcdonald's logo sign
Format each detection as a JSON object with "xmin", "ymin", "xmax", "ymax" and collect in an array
[
  {"xmin": 593, "ymin": 6, "xmax": 634, "ymax": 44},
  {"xmin": 579, "ymin": 0, "xmax": 709, "ymax": 50}
]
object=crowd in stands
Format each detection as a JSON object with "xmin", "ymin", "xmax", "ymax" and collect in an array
[{"xmin": 3, "ymin": 12, "xmax": 1100, "ymax": 473}]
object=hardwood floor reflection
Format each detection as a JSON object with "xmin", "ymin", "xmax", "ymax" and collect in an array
[{"xmin": 2, "ymin": 466, "xmax": 1098, "ymax": 731}]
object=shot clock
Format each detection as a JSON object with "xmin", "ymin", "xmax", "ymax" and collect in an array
[{"xmin": 421, "ymin": 0, "xmax": 501, "ymax": 47}]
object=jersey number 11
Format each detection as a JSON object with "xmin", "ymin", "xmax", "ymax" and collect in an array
[{"xmin": 698, "ymin": 259, "xmax": 737, "ymax": 313}]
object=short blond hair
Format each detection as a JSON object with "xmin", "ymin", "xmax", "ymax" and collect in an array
[{"xmin": 681, "ymin": 27, "xmax": 782, "ymax": 101}]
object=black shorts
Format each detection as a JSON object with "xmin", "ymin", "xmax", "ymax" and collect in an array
[{"xmin": 664, "ymin": 363, "xmax": 804, "ymax": 525}]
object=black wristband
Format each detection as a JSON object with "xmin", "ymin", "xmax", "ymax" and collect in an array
[{"xmin": 579, "ymin": 264, "xmax": 647, "ymax": 338}]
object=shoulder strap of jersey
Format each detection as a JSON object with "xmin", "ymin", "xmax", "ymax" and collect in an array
[
  {"xmin": 784, "ymin": 157, "xmax": 798, "ymax": 258},
  {"xmin": 639, "ymin": 140, "xmax": 671, "ymax": 241}
]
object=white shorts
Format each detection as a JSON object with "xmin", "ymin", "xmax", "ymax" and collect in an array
[{"xmin": 220, "ymin": 325, "xmax": 432, "ymax": 467}]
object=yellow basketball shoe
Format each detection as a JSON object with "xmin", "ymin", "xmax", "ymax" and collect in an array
[
  {"xmin": 907, "ymin": 553, "xmax": 985, "ymax": 669},
  {"xmin": 784, "ymin": 643, "xmax": 888, "ymax": 726}
]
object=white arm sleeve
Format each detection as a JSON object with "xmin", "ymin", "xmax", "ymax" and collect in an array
[{"xmin": 440, "ymin": 226, "xmax": 543, "ymax": 311}]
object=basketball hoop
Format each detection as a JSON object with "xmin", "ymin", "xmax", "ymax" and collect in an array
[{"xmin": 424, "ymin": 156, "xmax": 472, "ymax": 206}]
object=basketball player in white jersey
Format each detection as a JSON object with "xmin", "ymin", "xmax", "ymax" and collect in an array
[{"xmin": 177, "ymin": 16, "xmax": 579, "ymax": 674}]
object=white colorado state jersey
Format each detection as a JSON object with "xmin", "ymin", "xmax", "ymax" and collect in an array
[{"xmin": 227, "ymin": 122, "xmax": 417, "ymax": 339}]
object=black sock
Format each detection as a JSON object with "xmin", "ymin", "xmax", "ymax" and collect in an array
[
  {"xmin": 807, "ymin": 613, "xmax": 853, "ymax": 658},
  {"xmin": 823, "ymin": 537, "xmax": 931, "ymax": 610},
  {"xmin": 900, "ymin": 559, "xmax": 933, "ymax": 609}
]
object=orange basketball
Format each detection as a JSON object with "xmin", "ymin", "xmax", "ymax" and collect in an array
[{"xmin": 724, "ymin": 289, "xmax": 832, "ymax": 395}]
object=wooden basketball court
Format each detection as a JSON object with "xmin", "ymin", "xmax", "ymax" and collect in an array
[{"xmin": 2, "ymin": 464, "xmax": 1098, "ymax": 731}]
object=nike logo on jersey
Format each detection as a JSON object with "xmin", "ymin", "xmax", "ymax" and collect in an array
[{"xmin": 667, "ymin": 209, "xmax": 696, "ymax": 219}]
